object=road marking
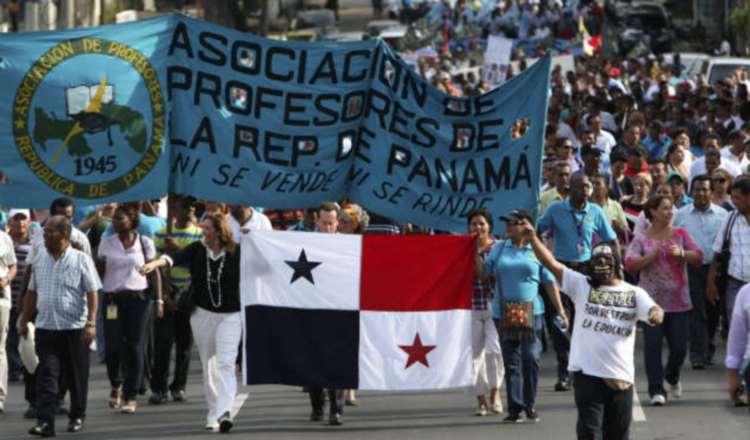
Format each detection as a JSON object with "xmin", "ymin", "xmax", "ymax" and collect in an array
[
  {"xmin": 231, "ymin": 392, "xmax": 249, "ymax": 418},
  {"xmin": 632, "ymin": 391, "xmax": 647, "ymax": 422}
]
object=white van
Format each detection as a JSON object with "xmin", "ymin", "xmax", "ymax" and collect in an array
[{"xmin": 700, "ymin": 57, "xmax": 750, "ymax": 84}]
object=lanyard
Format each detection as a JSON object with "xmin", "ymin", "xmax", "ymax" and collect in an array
[{"xmin": 569, "ymin": 205, "xmax": 586, "ymax": 240}]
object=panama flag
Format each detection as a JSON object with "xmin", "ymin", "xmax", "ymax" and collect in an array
[{"xmin": 241, "ymin": 231, "xmax": 474, "ymax": 390}]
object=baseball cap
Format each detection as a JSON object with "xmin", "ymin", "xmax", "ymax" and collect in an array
[
  {"xmin": 8, "ymin": 209, "xmax": 30, "ymax": 219},
  {"xmin": 666, "ymin": 172, "xmax": 686, "ymax": 183},
  {"xmin": 499, "ymin": 209, "xmax": 533, "ymax": 224}
]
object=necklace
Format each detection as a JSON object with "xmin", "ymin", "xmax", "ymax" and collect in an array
[{"xmin": 206, "ymin": 250, "xmax": 226, "ymax": 309}]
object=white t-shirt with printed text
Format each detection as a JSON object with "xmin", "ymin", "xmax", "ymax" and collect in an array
[{"xmin": 562, "ymin": 267, "xmax": 656, "ymax": 383}]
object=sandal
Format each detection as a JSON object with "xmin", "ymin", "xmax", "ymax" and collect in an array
[
  {"xmin": 109, "ymin": 387, "xmax": 122, "ymax": 409},
  {"xmin": 475, "ymin": 403, "xmax": 488, "ymax": 416},
  {"xmin": 121, "ymin": 400, "xmax": 137, "ymax": 414}
]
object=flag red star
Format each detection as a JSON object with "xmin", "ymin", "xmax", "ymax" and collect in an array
[{"xmin": 398, "ymin": 332, "xmax": 436, "ymax": 369}]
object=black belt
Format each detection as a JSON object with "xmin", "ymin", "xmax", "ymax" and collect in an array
[{"xmin": 728, "ymin": 276, "xmax": 750, "ymax": 285}]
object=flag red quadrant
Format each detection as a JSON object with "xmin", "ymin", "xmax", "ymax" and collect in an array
[{"xmin": 360, "ymin": 235, "xmax": 475, "ymax": 311}]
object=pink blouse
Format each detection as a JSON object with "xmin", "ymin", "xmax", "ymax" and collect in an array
[
  {"xmin": 98, "ymin": 234, "xmax": 156, "ymax": 293},
  {"xmin": 624, "ymin": 227, "xmax": 702, "ymax": 313}
]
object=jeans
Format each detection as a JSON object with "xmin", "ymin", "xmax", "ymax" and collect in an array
[
  {"xmin": 643, "ymin": 311, "xmax": 689, "ymax": 397},
  {"xmin": 7, "ymin": 306, "xmax": 24, "ymax": 378},
  {"xmin": 497, "ymin": 315, "xmax": 543, "ymax": 415},
  {"xmin": 103, "ymin": 292, "xmax": 151, "ymax": 401},
  {"xmin": 150, "ymin": 297, "xmax": 193, "ymax": 394},
  {"xmin": 688, "ymin": 265, "xmax": 710, "ymax": 364},
  {"xmin": 573, "ymin": 371, "xmax": 633, "ymax": 440}
]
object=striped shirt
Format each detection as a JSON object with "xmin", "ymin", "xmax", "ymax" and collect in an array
[
  {"xmin": 472, "ymin": 245, "xmax": 494, "ymax": 311},
  {"xmin": 29, "ymin": 246, "xmax": 102, "ymax": 330},
  {"xmin": 153, "ymin": 224, "xmax": 203, "ymax": 288},
  {"xmin": 11, "ymin": 241, "xmax": 31, "ymax": 307}
]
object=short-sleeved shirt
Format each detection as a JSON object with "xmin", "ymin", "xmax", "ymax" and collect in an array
[
  {"xmin": 0, "ymin": 231, "xmax": 18, "ymax": 308},
  {"xmin": 712, "ymin": 212, "xmax": 750, "ymax": 283},
  {"xmin": 562, "ymin": 268, "xmax": 656, "ymax": 383},
  {"xmin": 725, "ymin": 284, "xmax": 750, "ymax": 370},
  {"xmin": 30, "ymin": 246, "xmax": 102, "ymax": 330},
  {"xmin": 673, "ymin": 203, "xmax": 728, "ymax": 265},
  {"xmin": 484, "ymin": 239, "xmax": 554, "ymax": 318},
  {"xmin": 538, "ymin": 200, "xmax": 617, "ymax": 263},
  {"xmin": 624, "ymin": 228, "xmax": 702, "ymax": 313},
  {"xmin": 98, "ymin": 234, "xmax": 156, "ymax": 292},
  {"xmin": 153, "ymin": 224, "xmax": 203, "ymax": 288}
]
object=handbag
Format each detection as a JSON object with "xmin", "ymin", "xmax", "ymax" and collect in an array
[
  {"xmin": 716, "ymin": 212, "xmax": 738, "ymax": 294},
  {"xmin": 175, "ymin": 283, "xmax": 196, "ymax": 314}
]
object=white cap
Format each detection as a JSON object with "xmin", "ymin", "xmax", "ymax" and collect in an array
[{"xmin": 8, "ymin": 209, "xmax": 30, "ymax": 219}]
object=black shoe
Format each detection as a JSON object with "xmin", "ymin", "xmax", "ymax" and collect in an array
[
  {"xmin": 692, "ymin": 362, "xmax": 705, "ymax": 370},
  {"xmin": 524, "ymin": 409, "xmax": 540, "ymax": 423},
  {"xmin": 29, "ymin": 422, "xmax": 56, "ymax": 437},
  {"xmin": 218, "ymin": 413, "xmax": 233, "ymax": 433},
  {"xmin": 554, "ymin": 379, "xmax": 571, "ymax": 392},
  {"xmin": 67, "ymin": 418, "xmax": 84, "ymax": 433},
  {"xmin": 24, "ymin": 406, "xmax": 38, "ymax": 419},
  {"xmin": 148, "ymin": 392, "xmax": 168, "ymax": 405},
  {"xmin": 502, "ymin": 412, "xmax": 522, "ymax": 424},
  {"xmin": 310, "ymin": 410, "xmax": 324, "ymax": 422},
  {"xmin": 170, "ymin": 389, "xmax": 187, "ymax": 402},
  {"xmin": 329, "ymin": 412, "xmax": 343, "ymax": 426}
]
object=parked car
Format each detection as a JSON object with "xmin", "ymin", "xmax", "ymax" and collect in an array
[
  {"xmin": 700, "ymin": 57, "xmax": 750, "ymax": 84},
  {"xmin": 366, "ymin": 19, "xmax": 402, "ymax": 37},
  {"xmin": 615, "ymin": 1, "xmax": 674, "ymax": 55},
  {"xmin": 287, "ymin": 9, "xmax": 336, "ymax": 41}
]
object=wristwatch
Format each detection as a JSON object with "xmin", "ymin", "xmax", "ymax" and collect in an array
[{"xmin": 85, "ymin": 320, "xmax": 96, "ymax": 328}]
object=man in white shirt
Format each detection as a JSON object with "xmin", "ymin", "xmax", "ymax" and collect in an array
[
  {"xmin": 228, "ymin": 205, "xmax": 272, "ymax": 244},
  {"xmin": 524, "ymin": 224, "xmax": 663, "ymax": 440},
  {"xmin": 720, "ymin": 130, "xmax": 750, "ymax": 175},
  {"xmin": 690, "ymin": 134, "xmax": 743, "ymax": 181},
  {"xmin": 588, "ymin": 114, "xmax": 616, "ymax": 173}
]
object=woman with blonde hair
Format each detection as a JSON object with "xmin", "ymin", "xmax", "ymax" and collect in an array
[
  {"xmin": 621, "ymin": 172, "xmax": 652, "ymax": 230},
  {"xmin": 710, "ymin": 169, "xmax": 734, "ymax": 211},
  {"xmin": 142, "ymin": 212, "xmax": 242, "ymax": 433}
]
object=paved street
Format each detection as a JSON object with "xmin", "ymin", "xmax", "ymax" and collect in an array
[{"xmin": 2, "ymin": 331, "xmax": 748, "ymax": 439}]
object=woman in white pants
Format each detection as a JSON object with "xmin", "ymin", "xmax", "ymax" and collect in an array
[
  {"xmin": 468, "ymin": 209, "xmax": 504, "ymax": 415},
  {"xmin": 143, "ymin": 212, "xmax": 241, "ymax": 433}
]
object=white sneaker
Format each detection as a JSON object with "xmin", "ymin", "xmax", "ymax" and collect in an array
[
  {"xmin": 670, "ymin": 382, "xmax": 682, "ymax": 399},
  {"xmin": 650, "ymin": 394, "xmax": 667, "ymax": 406}
]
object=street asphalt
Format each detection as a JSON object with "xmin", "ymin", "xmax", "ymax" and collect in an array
[{"xmin": 2, "ymin": 330, "xmax": 748, "ymax": 440}]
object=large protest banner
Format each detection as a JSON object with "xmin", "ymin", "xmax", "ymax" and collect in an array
[{"xmin": 0, "ymin": 14, "xmax": 550, "ymax": 233}]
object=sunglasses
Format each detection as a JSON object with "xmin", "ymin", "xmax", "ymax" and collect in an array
[{"xmin": 713, "ymin": 177, "xmax": 727, "ymax": 183}]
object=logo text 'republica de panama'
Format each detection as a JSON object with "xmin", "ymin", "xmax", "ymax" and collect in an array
[{"xmin": 12, "ymin": 37, "xmax": 165, "ymax": 199}]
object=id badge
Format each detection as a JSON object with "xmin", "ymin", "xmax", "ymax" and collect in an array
[
  {"xmin": 106, "ymin": 304, "xmax": 118, "ymax": 320},
  {"xmin": 577, "ymin": 242, "xmax": 585, "ymax": 256}
]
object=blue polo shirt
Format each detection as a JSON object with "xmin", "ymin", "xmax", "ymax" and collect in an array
[
  {"xmin": 484, "ymin": 239, "xmax": 555, "ymax": 318},
  {"xmin": 537, "ymin": 200, "xmax": 617, "ymax": 263}
]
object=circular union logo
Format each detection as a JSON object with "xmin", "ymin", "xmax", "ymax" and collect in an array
[{"xmin": 12, "ymin": 37, "xmax": 165, "ymax": 199}]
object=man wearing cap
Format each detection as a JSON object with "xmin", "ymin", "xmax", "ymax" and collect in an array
[
  {"xmin": 7, "ymin": 208, "xmax": 36, "ymax": 417},
  {"xmin": 667, "ymin": 172, "xmax": 694, "ymax": 209},
  {"xmin": 575, "ymin": 145, "xmax": 606, "ymax": 179},
  {"xmin": 0, "ymin": 221, "xmax": 17, "ymax": 413},
  {"xmin": 538, "ymin": 174, "xmax": 618, "ymax": 391},
  {"xmin": 6, "ymin": 210, "xmax": 32, "ymax": 381}
]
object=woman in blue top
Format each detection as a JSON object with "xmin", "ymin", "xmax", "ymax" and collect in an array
[{"xmin": 483, "ymin": 209, "xmax": 568, "ymax": 424}]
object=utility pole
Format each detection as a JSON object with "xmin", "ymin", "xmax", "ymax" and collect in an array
[{"xmin": 260, "ymin": 0, "xmax": 269, "ymax": 36}]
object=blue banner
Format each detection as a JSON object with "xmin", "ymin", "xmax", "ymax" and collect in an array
[{"xmin": 0, "ymin": 14, "xmax": 550, "ymax": 233}]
